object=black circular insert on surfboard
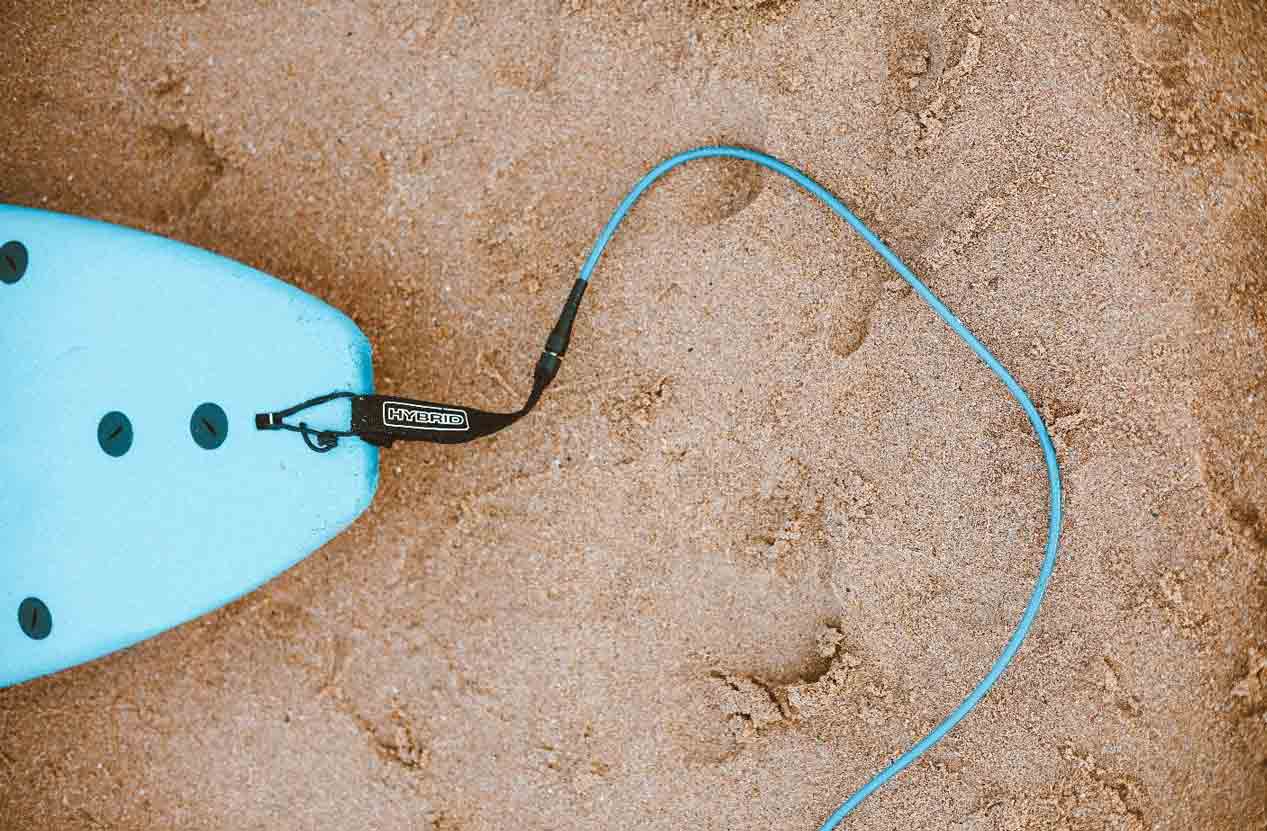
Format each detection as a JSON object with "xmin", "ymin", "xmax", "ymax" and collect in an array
[
  {"xmin": 18, "ymin": 598, "xmax": 51, "ymax": 640},
  {"xmin": 191, "ymin": 402, "xmax": 229, "ymax": 450},
  {"xmin": 98, "ymin": 411, "xmax": 134, "ymax": 458},
  {"xmin": 1, "ymin": 241, "xmax": 28, "ymax": 284}
]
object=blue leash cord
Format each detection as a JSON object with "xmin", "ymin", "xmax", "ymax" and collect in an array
[{"xmin": 575, "ymin": 147, "xmax": 1064, "ymax": 828}]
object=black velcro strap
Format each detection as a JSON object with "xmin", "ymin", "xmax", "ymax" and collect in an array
[
  {"xmin": 257, "ymin": 301, "xmax": 569, "ymax": 454},
  {"xmin": 349, "ymin": 395, "xmax": 525, "ymax": 447}
]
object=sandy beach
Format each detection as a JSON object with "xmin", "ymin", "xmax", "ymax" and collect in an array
[{"xmin": 1, "ymin": 1, "xmax": 1264, "ymax": 828}]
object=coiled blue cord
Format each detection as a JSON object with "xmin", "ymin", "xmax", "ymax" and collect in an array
[{"xmin": 575, "ymin": 147, "xmax": 1063, "ymax": 828}]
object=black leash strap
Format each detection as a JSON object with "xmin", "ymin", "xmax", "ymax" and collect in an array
[{"xmin": 256, "ymin": 279, "xmax": 585, "ymax": 452}]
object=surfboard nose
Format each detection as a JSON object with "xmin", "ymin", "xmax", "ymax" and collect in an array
[{"xmin": 0, "ymin": 205, "xmax": 379, "ymax": 688}]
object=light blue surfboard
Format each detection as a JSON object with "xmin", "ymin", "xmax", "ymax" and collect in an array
[{"xmin": 0, "ymin": 205, "xmax": 378, "ymax": 688}]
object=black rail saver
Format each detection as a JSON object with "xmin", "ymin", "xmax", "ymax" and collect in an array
[{"xmin": 255, "ymin": 278, "xmax": 586, "ymax": 451}]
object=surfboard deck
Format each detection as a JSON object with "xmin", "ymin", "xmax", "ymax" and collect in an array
[{"xmin": 0, "ymin": 205, "xmax": 379, "ymax": 688}]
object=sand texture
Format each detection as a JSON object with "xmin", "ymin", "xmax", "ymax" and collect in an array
[{"xmin": 2, "ymin": 1, "xmax": 1265, "ymax": 828}]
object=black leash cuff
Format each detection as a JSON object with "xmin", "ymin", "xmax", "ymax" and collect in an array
[{"xmin": 255, "ymin": 279, "xmax": 583, "ymax": 453}]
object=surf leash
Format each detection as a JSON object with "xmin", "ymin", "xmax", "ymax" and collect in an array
[
  {"xmin": 256, "ymin": 145, "xmax": 1064, "ymax": 828},
  {"xmin": 254, "ymin": 277, "xmax": 580, "ymax": 451}
]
